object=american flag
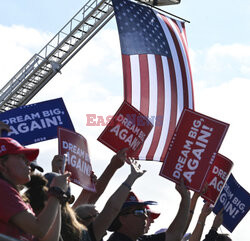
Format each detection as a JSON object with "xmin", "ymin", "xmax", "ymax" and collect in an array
[{"xmin": 112, "ymin": 0, "xmax": 194, "ymax": 161}]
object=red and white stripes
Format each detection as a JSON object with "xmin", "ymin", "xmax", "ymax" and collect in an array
[{"xmin": 122, "ymin": 12, "xmax": 194, "ymax": 161}]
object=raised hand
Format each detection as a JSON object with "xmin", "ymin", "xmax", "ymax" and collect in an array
[
  {"xmin": 212, "ymin": 208, "xmax": 224, "ymax": 230},
  {"xmin": 110, "ymin": 148, "xmax": 128, "ymax": 169},
  {"xmin": 200, "ymin": 202, "xmax": 213, "ymax": 219},
  {"xmin": 175, "ymin": 178, "xmax": 191, "ymax": 200},
  {"xmin": 201, "ymin": 182, "xmax": 209, "ymax": 195},
  {"xmin": 129, "ymin": 158, "xmax": 146, "ymax": 179},
  {"xmin": 50, "ymin": 172, "xmax": 71, "ymax": 192},
  {"xmin": 0, "ymin": 121, "xmax": 11, "ymax": 137},
  {"xmin": 90, "ymin": 171, "xmax": 98, "ymax": 184},
  {"xmin": 52, "ymin": 154, "xmax": 65, "ymax": 173}
]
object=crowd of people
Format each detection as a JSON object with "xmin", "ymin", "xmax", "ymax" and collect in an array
[{"xmin": 0, "ymin": 121, "xmax": 232, "ymax": 241}]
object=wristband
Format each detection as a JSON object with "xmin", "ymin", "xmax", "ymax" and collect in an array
[
  {"xmin": 122, "ymin": 182, "xmax": 131, "ymax": 190},
  {"xmin": 48, "ymin": 186, "xmax": 68, "ymax": 205}
]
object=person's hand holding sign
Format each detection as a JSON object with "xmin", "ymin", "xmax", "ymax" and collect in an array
[
  {"xmin": 110, "ymin": 147, "xmax": 128, "ymax": 168},
  {"xmin": 212, "ymin": 208, "xmax": 224, "ymax": 231},
  {"xmin": 52, "ymin": 154, "xmax": 65, "ymax": 173},
  {"xmin": 0, "ymin": 121, "xmax": 11, "ymax": 137},
  {"xmin": 73, "ymin": 148, "xmax": 130, "ymax": 207},
  {"xmin": 188, "ymin": 202, "xmax": 213, "ymax": 241},
  {"xmin": 183, "ymin": 181, "xmax": 207, "ymax": 235},
  {"xmin": 166, "ymin": 178, "xmax": 191, "ymax": 241},
  {"xmin": 201, "ymin": 208, "xmax": 232, "ymax": 241},
  {"xmin": 175, "ymin": 178, "xmax": 191, "ymax": 200},
  {"xmin": 90, "ymin": 171, "xmax": 98, "ymax": 184},
  {"xmin": 50, "ymin": 172, "xmax": 71, "ymax": 193},
  {"xmin": 200, "ymin": 202, "xmax": 213, "ymax": 220}
]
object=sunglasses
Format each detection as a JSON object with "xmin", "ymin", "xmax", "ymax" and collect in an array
[{"xmin": 123, "ymin": 209, "xmax": 148, "ymax": 217}]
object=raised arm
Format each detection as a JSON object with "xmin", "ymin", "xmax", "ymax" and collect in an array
[
  {"xmin": 211, "ymin": 208, "xmax": 224, "ymax": 232},
  {"xmin": 183, "ymin": 182, "xmax": 208, "ymax": 235},
  {"xmin": 189, "ymin": 202, "xmax": 212, "ymax": 241},
  {"xmin": 182, "ymin": 191, "xmax": 200, "ymax": 235},
  {"xmin": 165, "ymin": 178, "xmax": 191, "ymax": 241},
  {"xmin": 91, "ymin": 159, "xmax": 146, "ymax": 241},
  {"xmin": 73, "ymin": 148, "xmax": 127, "ymax": 208},
  {"xmin": 89, "ymin": 148, "xmax": 127, "ymax": 203},
  {"xmin": 10, "ymin": 173, "xmax": 70, "ymax": 239},
  {"xmin": 40, "ymin": 206, "xmax": 62, "ymax": 241},
  {"xmin": 203, "ymin": 208, "xmax": 224, "ymax": 241}
]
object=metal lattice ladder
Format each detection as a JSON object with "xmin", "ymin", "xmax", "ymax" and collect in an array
[{"xmin": 0, "ymin": 0, "xmax": 114, "ymax": 112}]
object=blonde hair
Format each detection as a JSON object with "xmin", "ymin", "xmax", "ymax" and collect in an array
[{"xmin": 61, "ymin": 203, "xmax": 87, "ymax": 241}]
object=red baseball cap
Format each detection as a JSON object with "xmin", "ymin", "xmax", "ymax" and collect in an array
[
  {"xmin": 122, "ymin": 191, "xmax": 157, "ymax": 209},
  {"xmin": 0, "ymin": 137, "xmax": 39, "ymax": 162}
]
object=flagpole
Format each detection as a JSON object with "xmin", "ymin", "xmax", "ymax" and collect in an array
[{"xmin": 135, "ymin": 1, "xmax": 190, "ymax": 23}]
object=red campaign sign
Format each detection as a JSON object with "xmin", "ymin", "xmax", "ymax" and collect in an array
[
  {"xmin": 58, "ymin": 127, "xmax": 96, "ymax": 192},
  {"xmin": 97, "ymin": 100, "xmax": 153, "ymax": 157},
  {"xmin": 202, "ymin": 153, "xmax": 233, "ymax": 204},
  {"xmin": 160, "ymin": 108, "xmax": 229, "ymax": 192}
]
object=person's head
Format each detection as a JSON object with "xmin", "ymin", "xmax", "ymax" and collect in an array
[
  {"xmin": 75, "ymin": 204, "xmax": 99, "ymax": 226},
  {"xmin": 108, "ymin": 192, "xmax": 157, "ymax": 240},
  {"xmin": 61, "ymin": 203, "xmax": 86, "ymax": 241},
  {"xmin": 144, "ymin": 205, "xmax": 160, "ymax": 233},
  {"xmin": 0, "ymin": 138, "xmax": 39, "ymax": 186},
  {"xmin": 119, "ymin": 205, "xmax": 148, "ymax": 239}
]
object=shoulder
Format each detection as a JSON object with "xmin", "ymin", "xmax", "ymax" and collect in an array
[
  {"xmin": 0, "ymin": 179, "xmax": 20, "ymax": 204},
  {"xmin": 0, "ymin": 178, "xmax": 14, "ymax": 191},
  {"xmin": 139, "ymin": 232, "xmax": 165, "ymax": 241},
  {"xmin": 0, "ymin": 179, "xmax": 30, "ymax": 222},
  {"xmin": 108, "ymin": 232, "xmax": 133, "ymax": 241}
]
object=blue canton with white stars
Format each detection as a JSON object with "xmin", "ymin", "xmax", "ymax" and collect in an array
[{"xmin": 112, "ymin": 0, "xmax": 170, "ymax": 56}]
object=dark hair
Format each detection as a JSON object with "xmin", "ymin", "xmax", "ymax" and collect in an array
[
  {"xmin": 25, "ymin": 173, "xmax": 87, "ymax": 240},
  {"xmin": 25, "ymin": 174, "xmax": 48, "ymax": 215},
  {"xmin": 217, "ymin": 234, "xmax": 232, "ymax": 241}
]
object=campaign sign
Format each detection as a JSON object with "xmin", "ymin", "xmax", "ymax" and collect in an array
[
  {"xmin": 160, "ymin": 108, "xmax": 229, "ymax": 192},
  {"xmin": 0, "ymin": 98, "xmax": 74, "ymax": 145},
  {"xmin": 97, "ymin": 100, "xmax": 153, "ymax": 157},
  {"xmin": 202, "ymin": 154, "xmax": 233, "ymax": 204},
  {"xmin": 58, "ymin": 127, "xmax": 96, "ymax": 192},
  {"xmin": 213, "ymin": 174, "xmax": 250, "ymax": 232}
]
